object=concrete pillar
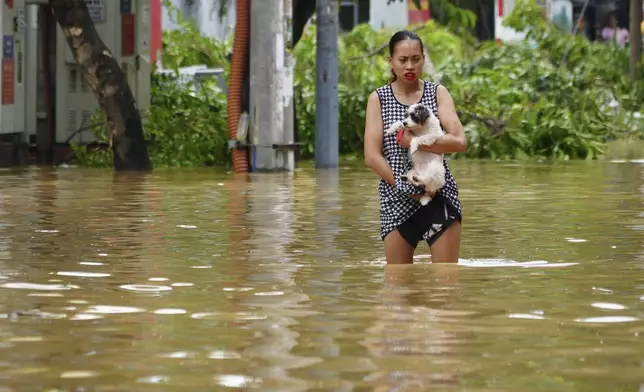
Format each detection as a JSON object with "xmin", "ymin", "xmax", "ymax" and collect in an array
[
  {"xmin": 314, "ymin": 0, "xmax": 339, "ymax": 169},
  {"xmin": 249, "ymin": 0, "xmax": 294, "ymax": 172},
  {"xmin": 281, "ymin": 0, "xmax": 295, "ymax": 172}
]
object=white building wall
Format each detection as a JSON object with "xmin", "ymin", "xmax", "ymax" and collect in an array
[
  {"xmin": 369, "ymin": 0, "xmax": 409, "ymax": 30},
  {"xmin": 162, "ymin": 0, "xmax": 236, "ymax": 42},
  {"xmin": 495, "ymin": 0, "xmax": 529, "ymax": 41}
]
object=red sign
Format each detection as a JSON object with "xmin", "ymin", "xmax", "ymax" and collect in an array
[
  {"xmin": 4, "ymin": 0, "xmax": 13, "ymax": 9},
  {"xmin": 2, "ymin": 58, "xmax": 14, "ymax": 105},
  {"xmin": 150, "ymin": 0, "xmax": 162, "ymax": 63},
  {"xmin": 408, "ymin": 0, "xmax": 431, "ymax": 25},
  {"xmin": 121, "ymin": 14, "xmax": 135, "ymax": 56}
]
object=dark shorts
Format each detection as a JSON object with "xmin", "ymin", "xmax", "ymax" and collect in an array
[{"xmin": 397, "ymin": 194, "xmax": 462, "ymax": 249}]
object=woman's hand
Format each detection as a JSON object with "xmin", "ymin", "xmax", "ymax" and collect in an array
[{"xmin": 397, "ymin": 129, "xmax": 413, "ymax": 149}]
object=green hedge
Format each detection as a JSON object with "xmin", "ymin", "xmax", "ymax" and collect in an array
[
  {"xmin": 294, "ymin": 0, "xmax": 643, "ymax": 161},
  {"xmin": 72, "ymin": 0, "xmax": 643, "ymax": 167}
]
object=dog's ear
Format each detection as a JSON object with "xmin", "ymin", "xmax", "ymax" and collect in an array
[{"xmin": 411, "ymin": 104, "xmax": 430, "ymax": 124}]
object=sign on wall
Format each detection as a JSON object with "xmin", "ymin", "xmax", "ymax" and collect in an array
[
  {"xmin": 407, "ymin": 0, "xmax": 430, "ymax": 25},
  {"xmin": 16, "ymin": 7, "xmax": 26, "ymax": 33},
  {"xmin": 85, "ymin": 0, "xmax": 105, "ymax": 22},
  {"xmin": 2, "ymin": 35, "xmax": 14, "ymax": 105},
  {"xmin": 120, "ymin": 0, "xmax": 132, "ymax": 14},
  {"xmin": 2, "ymin": 59, "xmax": 14, "ymax": 105},
  {"xmin": 3, "ymin": 36, "xmax": 13, "ymax": 59},
  {"xmin": 121, "ymin": 14, "xmax": 135, "ymax": 56}
]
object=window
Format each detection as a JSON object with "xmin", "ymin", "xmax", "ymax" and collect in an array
[
  {"xmin": 338, "ymin": 0, "xmax": 370, "ymax": 32},
  {"xmin": 338, "ymin": 1, "xmax": 358, "ymax": 32}
]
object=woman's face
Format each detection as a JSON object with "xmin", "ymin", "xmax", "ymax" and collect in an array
[{"xmin": 389, "ymin": 39, "xmax": 424, "ymax": 84}]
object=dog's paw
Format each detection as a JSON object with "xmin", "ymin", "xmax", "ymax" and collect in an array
[
  {"xmin": 419, "ymin": 195, "xmax": 432, "ymax": 206},
  {"xmin": 385, "ymin": 121, "xmax": 404, "ymax": 135}
]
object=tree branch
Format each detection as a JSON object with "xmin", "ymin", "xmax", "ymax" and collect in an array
[{"xmin": 458, "ymin": 110, "xmax": 505, "ymax": 136}]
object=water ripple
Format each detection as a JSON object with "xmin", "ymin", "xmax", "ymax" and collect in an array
[
  {"xmin": 0, "ymin": 162, "xmax": 641, "ymax": 390},
  {"xmin": 119, "ymin": 284, "xmax": 173, "ymax": 292},
  {"xmin": 57, "ymin": 271, "xmax": 111, "ymax": 278},
  {"xmin": 0, "ymin": 282, "xmax": 77, "ymax": 291},
  {"xmin": 85, "ymin": 306, "xmax": 146, "ymax": 314}
]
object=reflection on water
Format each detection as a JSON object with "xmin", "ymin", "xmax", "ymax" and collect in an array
[
  {"xmin": 0, "ymin": 161, "xmax": 643, "ymax": 391},
  {"xmin": 360, "ymin": 264, "xmax": 462, "ymax": 391}
]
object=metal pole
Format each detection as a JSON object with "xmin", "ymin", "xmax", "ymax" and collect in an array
[
  {"xmin": 314, "ymin": 0, "xmax": 339, "ymax": 169},
  {"xmin": 559, "ymin": 0, "xmax": 590, "ymax": 67},
  {"xmin": 282, "ymin": 0, "xmax": 295, "ymax": 172}
]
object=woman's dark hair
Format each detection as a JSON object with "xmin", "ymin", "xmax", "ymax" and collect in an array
[{"xmin": 388, "ymin": 30, "xmax": 425, "ymax": 83}]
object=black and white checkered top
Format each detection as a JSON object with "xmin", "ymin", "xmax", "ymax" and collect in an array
[{"xmin": 375, "ymin": 80, "xmax": 462, "ymax": 241}]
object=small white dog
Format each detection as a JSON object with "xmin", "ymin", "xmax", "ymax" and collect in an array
[{"xmin": 384, "ymin": 103, "xmax": 446, "ymax": 206}]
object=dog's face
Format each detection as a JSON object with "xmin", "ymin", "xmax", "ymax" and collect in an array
[{"xmin": 402, "ymin": 103, "xmax": 430, "ymax": 134}]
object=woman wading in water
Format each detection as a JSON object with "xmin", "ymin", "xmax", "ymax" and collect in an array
[{"xmin": 364, "ymin": 30, "xmax": 467, "ymax": 264}]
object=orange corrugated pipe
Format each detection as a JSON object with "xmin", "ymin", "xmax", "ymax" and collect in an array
[{"xmin": 227, "ymin": 0, "xmax": 250, "ymax": 172}]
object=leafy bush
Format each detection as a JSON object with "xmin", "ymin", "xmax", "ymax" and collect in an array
[
  {"xmin": 294, "ymin": 0, "xmax": 643, "ymax": 161},
  {"xmin": 160, "ymin": 0, "xmax": 233, "ymax": 72},
  {"xmin": 71, "ymin": 0, "xmax": 232, "ymax": 168},
  {"xmin": 74, "ymin": 0, "xmax": 643, "ymax": 167}
]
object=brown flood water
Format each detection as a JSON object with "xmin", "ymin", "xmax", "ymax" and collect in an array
[{"xmin": 0, "ymin": 160, "xmax": 642, "ymax": 391}]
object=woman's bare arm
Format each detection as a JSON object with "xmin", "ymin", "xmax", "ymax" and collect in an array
[
  {"xmin": 364, "ymin": 91, "xmax": 396, "ymax": 186},
  {"xmin": 425, "ymin": 85, "xmax": 467, "ymax": 153}
]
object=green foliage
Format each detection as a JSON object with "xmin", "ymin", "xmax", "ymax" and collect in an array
[
  {"xmin": 408, "ymin": 0, "xmax": 478, "ymax": 32},
  {"xmin": 294, "ymin": 19, "xmax": 473, "ymax": 158},
  {"xmin": 453, "ymin": 0, "xmax": 644, "ymax": 160},
  {"xmin": 294, "ymin": 0, "xmax": 643, "ymax": 161},
  {"xmin": 428, "ymin": 0, "xmax": 478, "ymax": 36},
  {"xmin": 147, "ymin": 75, "xmax": 230, "ymax": 167},
  {"xmin": 71, "ymin": 75, "xmax": 230, "ymax": 168},
  {"xmin": 74, "ymin": 0, "xmax": 644, "ymax": 168},
  {"xmin": 71, "ymin": 1, "xmax": 232, "ymax": 168},
  {"xmin": 161, "ymin": 0, "xmax": 232, "ymax": 72}
]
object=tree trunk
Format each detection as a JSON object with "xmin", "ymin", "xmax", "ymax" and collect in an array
[
  {"xmin": 630, "ymin": 0, "xmax": 642, "ymax": 81},
  {"xmin": 49, "ymin": 0, "xmax": 152, "ymax": 172}
]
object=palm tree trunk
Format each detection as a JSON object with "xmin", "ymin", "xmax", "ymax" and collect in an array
[{"xmin": 49, "ymin": 0, "xmax": 152, "ymax": 172}]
